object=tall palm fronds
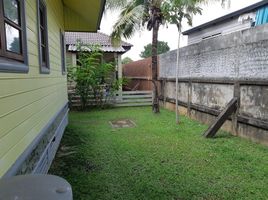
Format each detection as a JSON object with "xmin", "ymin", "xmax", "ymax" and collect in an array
[
  {"xmin": 111, "ymin": 1, "xmax": 145, "ymax": 46},
  {"xmin": 109, "ymin": 0, "xmax": 229, "ymax": 44}
]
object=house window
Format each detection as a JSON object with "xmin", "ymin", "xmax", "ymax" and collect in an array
[
  {"xmin": 60, "ymin": 31, "xmax": 66, "ymax": 74},
  {"xmin": 37, "ymin": 0, "xmax": 49, "ymax": 73},
  {"xmin": 0, "ymin": 0, "xmax": 28, "ymax": 73}
]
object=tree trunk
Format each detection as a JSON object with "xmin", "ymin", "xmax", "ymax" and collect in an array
[{"xmin": 151, "ymin": 21, "xmax": 160, "ymax": 113}]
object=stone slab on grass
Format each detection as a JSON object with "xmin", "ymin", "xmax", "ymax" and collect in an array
[{"xmin": 109, "ymin": 119, "xmax": 136, "ymax": 128}]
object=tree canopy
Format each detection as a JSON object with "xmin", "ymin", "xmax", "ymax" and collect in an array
[
  {"xmin": 122, "ymin": 57, "xmax": 133, "ymax": 64},
  {"xmin": 140, "ymin": 41, "xmax": 170, "ymax": 58}
]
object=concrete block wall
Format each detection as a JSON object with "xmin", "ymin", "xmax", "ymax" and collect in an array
[
  {"xmin": 160, "ymin": 24, "xmax": 268, "ymax": 79},
  {"xmin": 159, "ymin": 24, "xmax": 268, "ymax": 145}
]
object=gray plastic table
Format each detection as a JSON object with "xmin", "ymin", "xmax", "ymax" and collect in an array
[{"xmin": 0, "ymin": 174, "xmax": 72, "ymax": 200}]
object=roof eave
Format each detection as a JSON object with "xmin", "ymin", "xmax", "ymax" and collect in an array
[
  {"xmin": 67, "ymin": 44, "xmax": 131, "ymax": 53},
  {"xmin": 97, "ymin": 0, "xmax": 106, "ymax": 30},
  {"xmin": 182, "ymin": 0, "xmax": 268, "ymax": 35},
  {"xmin": 63, "ymin": 0, "xmax": 106, "ymax": 32}
]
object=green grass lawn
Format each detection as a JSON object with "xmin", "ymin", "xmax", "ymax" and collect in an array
[{"xmin": 49, "ymin": 107, "xmax": 268, "ymax": 200}]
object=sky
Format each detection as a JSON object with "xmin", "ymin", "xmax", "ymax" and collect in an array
[{"xmin": 100, "ymin": 0, "xmax": 262, "ymax": 61}]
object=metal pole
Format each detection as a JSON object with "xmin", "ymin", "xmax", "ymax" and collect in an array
[{"xmin": 176, "ymin": 30, "xmax": 181, "ymax": 124}]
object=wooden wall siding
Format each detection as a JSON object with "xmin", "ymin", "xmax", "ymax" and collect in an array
[{"xmin": 0, "ymin": 0, "xmax": 68, "ymax": 177}]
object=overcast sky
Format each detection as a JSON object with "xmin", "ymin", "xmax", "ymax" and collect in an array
[{"xmin": 100, "ymin": 0, "xmax": 262, "ymax": 61}]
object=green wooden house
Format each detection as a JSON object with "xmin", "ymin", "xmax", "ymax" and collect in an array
[{"xmin": 0, "ymin": 0, "xmax": 105, "ymax": 178}]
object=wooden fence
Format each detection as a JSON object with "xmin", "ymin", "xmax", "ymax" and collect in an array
[{"xmin": 68, "ymin": 90, "xmax": 152, "ymax": 108}]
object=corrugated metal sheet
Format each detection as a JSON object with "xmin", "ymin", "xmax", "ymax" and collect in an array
[
  {"xmin": 256, "ymin": 6, "xmax": 268, "ymax": 25},
  {"xmin": 65, "ymin": 32, "xmax": 132, "ymax": 47},
  {"xmin": 65, "ymin": 32, "xmax": 132, "ymax": 53},
  {"xmin": 67, "ymin": 45, "xmax": 126, "ymax": 52},
  {"xmin": 183, "ymin": 1, "xmax": 268, "ymax": 35}
]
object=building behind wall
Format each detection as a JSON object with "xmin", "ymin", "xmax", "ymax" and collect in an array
[
  {"xmin": 183, "ymin": 0, "xmax": 268, "ymax": 45},
  {"xmin": 65, "ymin": 32, "xmax": 132, "ymax": 108},
  {"xmin": 65, "ymin": 32, "xmax": 132, "ymax": 72}
]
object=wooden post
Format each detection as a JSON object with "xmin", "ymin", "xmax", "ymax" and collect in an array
[
  {"xmin": 187, "ymin": 80, "xmax": 192, "ymax": 117},
  {"xmin": 71, "ymin": 53, "xmax": 76, "ymax": 66},
  {"xmin": 232, "ymin": 82, "xmax": 240, "ymax": 135},
  {"xmin": 203, "ymin": 98, "xmax": 238, "ymax": 138},
  {"xmin": 117, "ymin": 54, "xmax": 123, "ymax": 101},
  {"xmin": 163, "ymin": 79, "xmax": 166, "ymax": 106}
]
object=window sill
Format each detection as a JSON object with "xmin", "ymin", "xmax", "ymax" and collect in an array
[
  {"xmin": 40, "ymin": 66, "xmax": 50, "ymax": 74},
  {"xmin": 0, "ymin": 57, "xmax": 29, "ymax": 73}
]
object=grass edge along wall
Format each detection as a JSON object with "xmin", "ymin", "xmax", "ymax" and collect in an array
[
  {"xmin": 0, "ymin": 0, "xmax": 105, "ymax": 178},
  {"xmin": 159, "ymin": 24, "xmax": 268, "ymax": 145}
]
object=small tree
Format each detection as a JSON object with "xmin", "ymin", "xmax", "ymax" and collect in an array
[
  {"xmin": 68, "ymin": 44, "xmax": 126, "ymax": 110},
  {"xmin": 140, "ymin": 41, "xmax": 170, "ymax": 58},
  {"xmin": 122, "ymin": 57, "xmax": 133, "ymax": 64}
]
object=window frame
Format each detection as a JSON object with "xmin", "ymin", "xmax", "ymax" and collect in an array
[
  {"xmin": 60, "ymin": 31, "xmax": 66, "ymax": 75},
  {"xmin": 37, "ymin": 0, "xmax": 49, "ymax": 74},
  {"xmin": 0, "ymin": 0, "xmax": 28, "ymax": 73}
]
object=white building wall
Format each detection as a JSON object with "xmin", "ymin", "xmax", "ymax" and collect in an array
[{"xmin": 187, "ymin": 13, "xmax": 255, "ymax": 45}]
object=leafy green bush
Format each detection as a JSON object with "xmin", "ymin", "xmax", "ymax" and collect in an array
[{"xmin": 68, "ymin": 43, "xmax": 126, "ymax": 110}]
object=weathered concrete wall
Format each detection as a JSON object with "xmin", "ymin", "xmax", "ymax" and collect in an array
[
  {"xmin": 164, "ymin": 82, "xmax": 176, "ymax": 99},
  {"xmin": 240, "ymin": 86, "xmax": 268, "ymax": 120},
  {"xmin": 159, "ymin": 24, "xmax": 268, "ymax": 145},
  {"xmin": 191, "ymin": 83, "xmax": 233, "ymax": 110},
  {"xmin": 160, "ymin": 24, "xmax": 268, "ymax": 79}
]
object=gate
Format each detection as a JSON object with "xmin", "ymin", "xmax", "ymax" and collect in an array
[{"xmin": 115, "ymin": 91, "xmax": 152, "ymax": 107}]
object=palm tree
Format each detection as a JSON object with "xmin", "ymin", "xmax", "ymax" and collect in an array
[
  {"xmin": 162, "ymin": 0, "xmax": 203, "ymax": 122},
  {"xmin": 162, "ymin": 0, "xmax": 229, "ymax": 122},
  {"xmin": 109, "ymin": 0, "xmax": 164, "ymax": 113},
  {"xmin": 108, "ymin": 0, "xmax": 228, "ymax": 113}
]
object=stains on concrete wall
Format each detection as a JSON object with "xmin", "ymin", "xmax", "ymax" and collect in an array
[
  {"xmin": 190, "ymin": 109, "xmax": 234, "ymax": 134},
  {"xmin": 164, "ymin": 82, "xmax": 176, "ymax": 99},
  {"xmin": 159, "ymin": 51, "xmax": 177, "ymax": 79},
  {"xmin": 238, "ymin": 123, "xmax": 268, "ymax": 146},
  {"xmin": 192, "ymin": 83, "xmax": 234, "ymax": 110},
  {"xmin": 177, "ymin": 83, "xmax": 189, "ymax": 103},
  {"xmin": 159, "ymin": 24, "xmax": 268, "ymax": 79},
  {"xmin": 239, "ymin": 42, "xmax": 268, "ymax": 78},
  {"xmin": 240, "ymin": 86, "xmax": 268, "ymax": 121},
  {"xmin": 164, "ymin": 82, "xmax": 189, "ymax": 102},
  {"xmin": 158, "ymin": 24, "xmax": 268, "ymax": 145}
]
